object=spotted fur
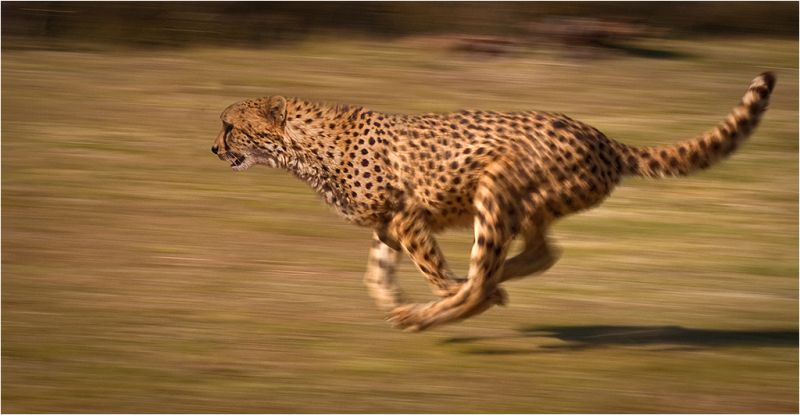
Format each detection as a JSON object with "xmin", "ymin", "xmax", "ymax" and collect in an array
[{"xmin": 213, "ymin": 73, "xmax": 776, "ymax": 331}]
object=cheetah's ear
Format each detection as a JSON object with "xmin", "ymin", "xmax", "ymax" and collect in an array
[{"xmin": 264, "ymin": 96, "xmax": 288, "ymax": 128}]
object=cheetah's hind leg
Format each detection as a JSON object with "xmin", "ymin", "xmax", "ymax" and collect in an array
[{"xmin": 500, "ymin": 224, "xmax": 560, "ymax": 282}]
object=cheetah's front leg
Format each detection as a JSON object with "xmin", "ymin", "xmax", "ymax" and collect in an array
[
  {"xmin": 386, "ymin": 207, "xmax": 472, "ymax": 298},
  {"xmin": 388, "ymin": 180, "xmax": 514, "ymax": 331},
  {"xmin": 363, "ymin": 231, "xmax": 405, "ymax": 310}
]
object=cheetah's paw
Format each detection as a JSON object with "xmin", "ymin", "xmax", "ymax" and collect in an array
[{"xmin": 386, "ymin": 302, "xmax": 436, "ymax": 332}]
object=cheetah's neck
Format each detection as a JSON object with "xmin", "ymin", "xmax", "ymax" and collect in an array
[
  {"xmin": 277, "ymin": 101, "xmax": 363, "ymax": 217},
  {"xmin": 277, "ymin": 127, "xmax": 350, "ymax": 214},
  {"xmin": 276, "ymin": 99, "xmax": 399, "ymax": 226}
]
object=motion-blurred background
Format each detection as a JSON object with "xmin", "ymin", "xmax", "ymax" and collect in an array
[{"xmin": 3, "ymin": 2, "xmax": 798, "ymax": 413}]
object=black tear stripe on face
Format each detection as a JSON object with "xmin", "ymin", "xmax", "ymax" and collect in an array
[{"xmin": 223, "ymin": 124, "xmax": 232, "ymax": 152}]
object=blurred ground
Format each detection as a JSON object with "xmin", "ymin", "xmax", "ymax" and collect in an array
[{"xmin": 2, "ymin": 34, "xmax": 798, "ymax": 412}]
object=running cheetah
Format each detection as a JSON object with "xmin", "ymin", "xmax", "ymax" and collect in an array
[{"xmin": 212, "ymin": 72, "xmax": 776, "ymax": 331}]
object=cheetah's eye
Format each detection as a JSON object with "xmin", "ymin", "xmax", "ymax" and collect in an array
[{"xmin": 223, "ymin": 123, "xmax": 233, "ymax": 135}]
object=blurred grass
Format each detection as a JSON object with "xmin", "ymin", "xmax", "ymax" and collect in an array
[{"xmin": 2, "ymin": 36, "xmax": 798, "ymax": 413}]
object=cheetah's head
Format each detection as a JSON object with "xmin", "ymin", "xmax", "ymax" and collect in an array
[{"xmin": 212, "ymin": 96, "xmax": 289, "ymax": 171}]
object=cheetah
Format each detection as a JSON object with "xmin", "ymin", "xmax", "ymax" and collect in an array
[{"xmin": 212, "ymin": 72, "xmax": 776, "ymax": 331}]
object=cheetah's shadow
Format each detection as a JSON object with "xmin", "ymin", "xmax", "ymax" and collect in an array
[{"xmin": 443, "ymin": 325, "xmax": 798, "ymax": 355}]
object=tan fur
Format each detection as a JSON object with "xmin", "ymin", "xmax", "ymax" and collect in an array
[{"xmin": 213, "ymin": 73, "xmax": 776, "ymax": 331}]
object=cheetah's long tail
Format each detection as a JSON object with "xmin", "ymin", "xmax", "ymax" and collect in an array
[{"xmin": 615, "ymin": 72, "xmax": 776, "ymax": 178}]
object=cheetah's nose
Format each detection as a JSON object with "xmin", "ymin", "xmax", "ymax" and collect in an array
[{"xmin": 211, "ymin": 145, "xmax": 219, "ymax": 154}]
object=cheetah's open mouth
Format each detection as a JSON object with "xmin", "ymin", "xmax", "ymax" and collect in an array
[
  {"xmin": 219, "ymin": 152, "xmax": 252, "ymax": 171},
  {"xmin": 230, "ymin": 154, "xmax": 246, "ymax": 168}
]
